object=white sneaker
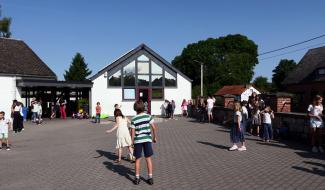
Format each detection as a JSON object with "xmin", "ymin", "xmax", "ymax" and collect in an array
[
  {"xmin": 229, "ymin": 145, "xmax": 238, "ymax": 151},
  {"xmin": 312, "ymin": 146, "xmax": 318, "ymax": 153},
  {"xmin": 238, "ymin": 146, "xmax": 247, "ymax": 151},
  {"xmin": 318, "ymin": 146, "xmax": 324, "ymax": 153}
]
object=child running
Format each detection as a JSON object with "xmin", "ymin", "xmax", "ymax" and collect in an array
[
  {"xmin": 261, "ymin": 106, "xmax": 274, "ymax": 143},
  {"xmin": 229, "ymin": 102, "xmax": 246, "ymax": 151},
  {"xmin": 106, "ymin": 109, "xmax": 134, "ymax": 163},
  {"xmin": 131, "ymin": 101, "xmax": 157, "ymax": 185},
  {"xmin": 308, "ymin": 95, "xmax": 324, "ymax": 153},
  {"xmin": 0, "ymin": 111, "xmax": 11, "ymax": 150}
]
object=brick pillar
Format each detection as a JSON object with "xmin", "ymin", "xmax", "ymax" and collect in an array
[{"xmin": 277, "ymin": 97, "xmax": 291, "ymax": 112}]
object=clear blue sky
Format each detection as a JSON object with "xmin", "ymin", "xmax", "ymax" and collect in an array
[{"xmin": 1, "ymin": 0, "xmax": 325, "ymax": 81}]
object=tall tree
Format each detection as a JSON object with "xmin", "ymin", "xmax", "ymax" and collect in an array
[
  {"xmin": 272, "ymin": 59, "xmax": 297, "ymax": 91},
  {"xmin": 0, "ymin": 5, "xmax": 12, "ymax": 38},
  {"xmin": 253, "ymin": 76, "xmax": 271, "ymax": 92},
  {"xmin": 172, "ymin": 34, "xmax": 258, "ymax": 97},
  {"xmin": 64, "ymin": 53, "xmax": 92, "ymax": 81}
]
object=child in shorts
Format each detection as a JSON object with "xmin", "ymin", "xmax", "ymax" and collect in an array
[
  {"xmin": 130, "ymin": 101, "xmax": 157, "ymax": 185},
  {"xmin": 0, "ymin": 111, "xmax": 11, "ymax": 150}
]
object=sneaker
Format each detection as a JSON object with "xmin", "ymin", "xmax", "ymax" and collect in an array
[
  {"xmin": 318, "ymin": 146, "xmax": 324, "ymax": 153},
  {"xmin": 6, "ymin": 147, "xmax": 10, "ymax": 151},
  {"xmin": 133, "ymin": 177, "xmax": 141, "ymax": 185},
  {"xmin": 229, "ymin": 145, "xmax": 238, "ymax": 151},
  {"xmin": 147, "ymin": 178, "xmax": 154, "ymax": 185},
  {"xmin": 238, "ymin": 146, "xmax": 247, "ymax": 151},
  {"xmin": 312, "ymin": 146, "xmax": 318, "ymax": 153}
]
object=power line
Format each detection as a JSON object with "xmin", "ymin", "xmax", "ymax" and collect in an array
[
  {"xmin": 258, "ymin": 34, "xmax": 325, "ymax": 56},
  {"xmin": 259, "ymin": 42, "xmax": 325, "ymax": 61}
]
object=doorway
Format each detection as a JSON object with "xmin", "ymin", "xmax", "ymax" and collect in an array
[{"xmin": 137, "ymin": 88, "xmax": 151, "ymax": 114}]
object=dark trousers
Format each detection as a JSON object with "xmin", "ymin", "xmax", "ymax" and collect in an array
[
  {"xmin": 263, "ymin": 123, "xmax": 273, "ymax": 140},
  {"xmin": 13, "ymin": 111, "xmax": 23, "ymax": 132},
  {"xmin": 95, "ymin": 113, "xmax": 101, "ymax": 123}
]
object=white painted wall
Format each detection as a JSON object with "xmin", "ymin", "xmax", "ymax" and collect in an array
[
  {"xmin": 0, "ymin": 76, "xmax": 23, "ymax": 118},
  {"xmin": 164, "ymin": 73, "xmax": 191, "ymax": 115},
  {"xmin": 91, "ymin": 73, "xmax": 192, "ymax": 116},
  {"xmin": 240, "ymin": 86, "xmax": 261, "ymax": 101}
]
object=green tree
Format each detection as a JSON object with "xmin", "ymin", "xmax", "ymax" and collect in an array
[
  {"xmin": 64, "ymin": 53, "xmax": 92, "ymax": 81},
  {"xmin": 253, "ymin": 76, "xmax": 271, "ymax": 92},
  {"xmin": 272, "ymin": 59, "xmax": 297, "ymax": 91},
  {"xmin": 172, "ymin": 34, "xmax": 258, "ymax": 97},
  {"xmin": 0, "ymin": 5, "xmax": 12, "ymax": 38}
]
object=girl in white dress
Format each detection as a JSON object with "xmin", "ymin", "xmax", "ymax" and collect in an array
[{"xmin": 106, "ymin": 109, "xmax": 134, "ymax": 163}]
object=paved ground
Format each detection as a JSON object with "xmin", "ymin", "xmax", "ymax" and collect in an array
[{"xmin": 0, "ymin": 117, "xmax": 324, "ymax": 190}]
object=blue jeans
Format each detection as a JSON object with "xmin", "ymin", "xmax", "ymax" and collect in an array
[
  {"xmin": 263, "ymin": 123, "xmax": 273, "ymax": 140},
  {"xmin": 95, "ymin": 114, "xmax": 101, "ymax": 123},
  {"xmin": 230, "ymin": 123, "xmax": 245, "ymax": 143},
  {"xmin": 32, "ymin": 112, "xmax": 38, "ymax": 121}
]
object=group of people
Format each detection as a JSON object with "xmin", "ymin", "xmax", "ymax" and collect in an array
[
  {"xmin": 31, "ymin": 98, "xmax": 43, "ymax": 125},
  {"xmin": 0, "ymin": 100, "xmax": 25, "ymax": 150},
  {"xmin": 193, "ymin": 95, "xmax": 216, "ymax": 123},
  {"xmin": 162, "ymin": 100, "xmax": 176, "ymax": 119},
  {"xmin": 229, "ymin": 100, "xmax": 274, "ymax": 152},
  {"xmin": 50, "ymin": 96, "xmax": 67, "ymax": 119},
  {"xmin": 106, "ymin": 101, "xmax": 158, "ymax": 185}
]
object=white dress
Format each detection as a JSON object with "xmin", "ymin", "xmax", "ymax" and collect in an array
[{"xmin": 116, "ymin": 118, "xmax": 132, "ymax": 148}]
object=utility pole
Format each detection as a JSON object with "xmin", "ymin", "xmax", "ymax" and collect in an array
[
  {"xmin": 200, "ymin": 62, "xmax": 203, "ymax": 97},
  {"xmin": 194, "ymin": 60, "xmax": 204, "ymax": 97}
]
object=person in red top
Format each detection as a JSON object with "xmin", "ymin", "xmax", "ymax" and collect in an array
[{"xmin": 95, "ymin": 102, "xmax": 101, "ymax": 123}]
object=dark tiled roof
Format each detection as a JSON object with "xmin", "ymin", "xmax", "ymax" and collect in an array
[
  {"xmin": 0, "ymin": 38, "xmax": 57, "ymax": 79},
  {"xmin": 214, "ymin": 85, "xmax": 247, "ymax": 96},
  {"xmin": 283, "ymin": 46, "xmax": 325, "ymax": 85},
  {"xmin": 90, "ymin": 44, "xmax": 192, "ymax": 82}
]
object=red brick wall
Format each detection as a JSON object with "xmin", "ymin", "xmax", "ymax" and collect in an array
[
  {"xmin": 277, "ymin": 97, "xmax": 291, "ymax": 112},
  {"xmin": 224, "ymin": 97, "xmax": 235, "ymax": 109}
]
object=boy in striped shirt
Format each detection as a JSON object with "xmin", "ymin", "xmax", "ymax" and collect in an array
[{"xmin": 131, "ymin": 100, "xmax": 157, "ymax": 185}]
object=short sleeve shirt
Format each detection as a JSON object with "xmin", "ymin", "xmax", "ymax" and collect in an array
[
  {"xmin": 207, "ymin": 99, "xmax": 214, "ymax": 109},
  {"xmin": 234, "ymin": 111, "xmax": 242, "ymax": 123},
  {"xmin": 308, "ymin": 104, "xmax": 323, "ymax": 117},
  {"xmin": 131, "ymin": 113, "xmax": 154, "ymax": 144},
  {"xmin": 0, "ymin": 118, "xmax": 10, "ymax": 134}
]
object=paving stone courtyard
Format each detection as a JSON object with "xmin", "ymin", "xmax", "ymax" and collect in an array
[{"xmin": 0, "ymin": 117, "xmax": 324, "ymax": 190}]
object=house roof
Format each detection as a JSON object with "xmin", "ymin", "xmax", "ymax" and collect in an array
[
  {"xmin": 90, "ymin": 44, "xmax": 192, "ymax": 82},
  {"xmin": 0, "ymin": 38, "xmax": 57, "ymax": 79},
  {"xmin": 214, "ymin": 85, "xmax": 248, "ymax": 96},
  {"xmin": 283, "ymin": 46, "xmax": 325, "ymax": 85}
]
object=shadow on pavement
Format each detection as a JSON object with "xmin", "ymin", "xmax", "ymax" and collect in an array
[
  {"xmin": 292, "ymin": 161, "xmax": 325, "ymax": 177},
  {"xmin": 197, "ymin": 141, "xmax": 229, "ymax": 150},
  {"xmin": 95, "ymin": 150, "xmax": 135, "ymax": 182}
]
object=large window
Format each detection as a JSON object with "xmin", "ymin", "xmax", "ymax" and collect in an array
[
  {"xmin": 108, "ymin": 70, "xmax": 121, "ymax": 86},
  {"xmin": 138, "ymin": 75, "xmax": 150, "ymax": 86},
  {"xmin": 123, "ymin": 61, "xmax": 136, "ymax": 86},
  {"xmin": 151, "ymin": 61, "xmax": 162, "ymax": 74},
  {"xmin": 151, "ymin": 75, "xmax": 163, "ymax": 86},
  {"xmin": 107, "ymin": 54, "xmax": 177, "ymax": 89},
  {"xmin": 138, "ymin": 62, "xmax": 149, "ymax": 74},
  {"xmin": 152, "ymin": 88, "xmax": 164, "ymax": 99},
  {"xmin": 123, "ymin": 88, "xmax": 135, "ymax": 100},
  {"xmin": 165, "ymin": 71, "xmax": 176, "ymax": 87}
]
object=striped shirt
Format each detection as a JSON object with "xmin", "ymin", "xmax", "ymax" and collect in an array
[{"xmin": 131, "ymin": 113, "xmax": 154, "ymax": 144}]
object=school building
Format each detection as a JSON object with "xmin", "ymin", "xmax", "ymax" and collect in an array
[
  {"xmin": 0, "ymin": 38, "xmax": 92, "ymax": 118},
  {"xmin": 1, "ymin": 38, "xmax": 192, "ymax": 117},
  {"xmin": 90, "ymin": 44, "xmax": 192, "ymax": 116}
]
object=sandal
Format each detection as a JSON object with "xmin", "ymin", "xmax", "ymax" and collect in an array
[{"xmin": 114, "ymin": 159, "xmax": 121, "ymax": 164}]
